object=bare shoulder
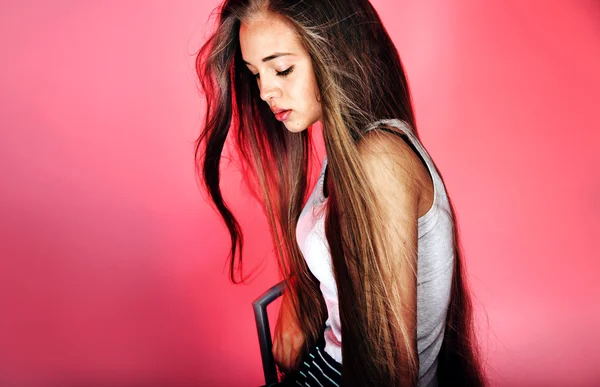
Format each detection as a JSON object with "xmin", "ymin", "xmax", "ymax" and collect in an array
[{"xmin": 356, "ymin": 127, "xmax": 430, "ymax": 198}]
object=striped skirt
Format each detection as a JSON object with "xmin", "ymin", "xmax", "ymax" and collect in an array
[{"xmin": 267, "ymin": 334, "xmax": 342, "ymax": 387}]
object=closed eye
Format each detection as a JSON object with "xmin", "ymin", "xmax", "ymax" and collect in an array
[
  {"xmin": 252, "ymin": 66, "xmax": 295, "ymax": 80},
  {"xmin": 276, "ymin": 66, "xmax": 294, "ymax": 77}
]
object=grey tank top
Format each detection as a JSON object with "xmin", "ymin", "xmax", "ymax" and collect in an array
[{"xmin": 295, "ymin": 118, "xmax": 454, "ymax": 387}]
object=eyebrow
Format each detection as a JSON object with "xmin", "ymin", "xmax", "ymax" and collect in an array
[{"xmin": 243, "ymin": 52, "xmax": 294, "ymax": 66}]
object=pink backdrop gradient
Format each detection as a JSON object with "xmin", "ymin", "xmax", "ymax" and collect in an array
[{"xmin": 1, "ymin": 1, "xmax": 599, "ymax": 386}]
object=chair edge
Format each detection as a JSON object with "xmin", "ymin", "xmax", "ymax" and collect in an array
[{"xmin": 252, "ymin": 280, "xmax": 288, "ymax": 385}]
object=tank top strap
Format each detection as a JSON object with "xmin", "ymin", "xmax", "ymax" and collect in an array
[{"xmin": 364, "ymin": 118, "xmax": 415, "ymax": 136}]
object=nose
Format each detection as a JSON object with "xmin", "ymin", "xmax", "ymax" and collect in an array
[{"xmin": 259, "ymin": 78, "xmax": 281, "ymax": 102}]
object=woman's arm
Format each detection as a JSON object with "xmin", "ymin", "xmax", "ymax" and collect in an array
[
  {"xmin": 272, "ymin": 279, "xmax": 305, "ymax": 374},
  {"xmin": 357, "ymin": 128, "xmax": 428, "ymax": 385}
]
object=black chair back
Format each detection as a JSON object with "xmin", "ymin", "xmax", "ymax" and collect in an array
[{"xmin": 252, "ymin": 280, "xmax": 287, "ymax": 385}]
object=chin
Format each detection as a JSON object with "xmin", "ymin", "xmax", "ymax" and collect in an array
[{"xmin": 283, "ymin": 120, "xmax": 309, "ymax": 133}]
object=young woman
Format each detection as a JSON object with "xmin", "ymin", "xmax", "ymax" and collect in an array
[{"xmin": 195, "ymin": 0, "xmax": 486, "ymax": 386}]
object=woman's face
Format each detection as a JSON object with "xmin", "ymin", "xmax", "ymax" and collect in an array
[{"xmin": 239, "ymin": 13, "xmax": 322, "ymax": 133}]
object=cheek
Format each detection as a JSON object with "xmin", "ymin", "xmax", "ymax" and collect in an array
[{"xmin": 290, "ymin": 76, "xmax": 318, "ymax": 109}]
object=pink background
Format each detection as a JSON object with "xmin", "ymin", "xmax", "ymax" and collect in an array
[{"xmin": 1, "ymin": 0, "xmax": 599, "ymax": 386}]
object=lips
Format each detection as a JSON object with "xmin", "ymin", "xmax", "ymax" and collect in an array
[
  {"xmin": 274, "ymin": 109, "xmax": 291, "ymax": 122},
  {"xmin": 271, "ymin": 107, "xmax": 288, "ymax": 114},
  {"xmin": 271, "ymin": 107, "xmax": 291, "ymax": 122}
]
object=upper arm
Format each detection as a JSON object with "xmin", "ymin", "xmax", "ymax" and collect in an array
[{"xmin": 357, "ymin": 128, "xmax": 425, "ymax": 380}]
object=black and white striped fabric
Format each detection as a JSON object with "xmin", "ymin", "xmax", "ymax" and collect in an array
[
  {"xmin": 267, "ymin": 335, "xmax": 342, "ymax": 387},
  {"xmin": 292, "ymin": 343, "xmax": 342, "ymax": 386}
]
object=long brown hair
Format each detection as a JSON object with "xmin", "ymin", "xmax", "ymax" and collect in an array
[{"xmin": 194, "ymin": 0, "xmax": 486, "ymax": 385}]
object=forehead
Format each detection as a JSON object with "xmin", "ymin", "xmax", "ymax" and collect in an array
[{"xmin": 239, "ymin": 15, "xmax": 301, "ymax": 62}]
